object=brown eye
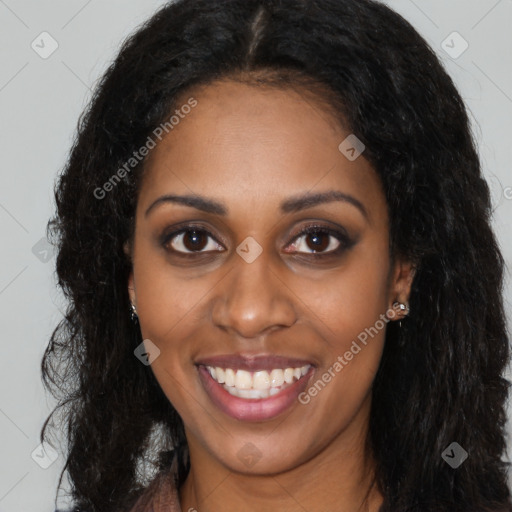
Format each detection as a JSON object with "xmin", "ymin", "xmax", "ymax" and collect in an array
[
  {"xmin": 285, "ymin": 225, "xmax": 356, "ymax": 257},
  {"xmin": 164, "ymin": 228, "xmax": 224, "ymax": 254},
  {"xmin": 182, "ymin": 230, "xmax": 208, "ymax": 251},
  {"xmin": 288, "ymin": 227, "xmax": 343, "ymax": 254},
  {"xmin": 304, "ymin": 231, "xmax": 331, "ymax": 252}
]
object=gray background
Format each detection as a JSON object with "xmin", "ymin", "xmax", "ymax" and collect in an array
[{"xmin": 0, "ymin": 1, "xmax": 511, "ymax": 510}]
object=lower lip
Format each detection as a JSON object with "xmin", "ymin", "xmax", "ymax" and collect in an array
[{"xmin": 197, "ymin": 365, "xmax": 314, "ymax": 422}]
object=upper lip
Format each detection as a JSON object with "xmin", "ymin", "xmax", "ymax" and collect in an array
[{"xmin": 195, "ymin": 353, "xmax": 315, "ymax": 372}]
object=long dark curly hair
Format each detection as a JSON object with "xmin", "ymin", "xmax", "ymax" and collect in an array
[{"xmin": 41, "ymin": 0, "xmax": 512, "ymax": 511}]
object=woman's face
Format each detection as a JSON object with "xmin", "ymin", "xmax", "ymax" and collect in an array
[{"xmin": 128, "ymin": 79, "xmax": 413, "ymax": 475}]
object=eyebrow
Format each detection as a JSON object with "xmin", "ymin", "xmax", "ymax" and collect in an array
[{"xmin": 145, "ymin": 190, "xmax": 368, "ymax": 219}]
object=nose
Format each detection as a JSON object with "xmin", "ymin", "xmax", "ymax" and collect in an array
[{"xmin": 211, "ymin": 250, "xmax": 297, "ymax": 339}]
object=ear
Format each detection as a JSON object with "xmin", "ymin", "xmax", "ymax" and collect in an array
[
  {"xmin": 123, "ymin": 240, "xmax": 136, "ymax": 305},
  {"xmin": 387, "ymin": 258, "xmax": 415, "ymax": 320}
]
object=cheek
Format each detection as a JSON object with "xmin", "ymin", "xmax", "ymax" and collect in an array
[
  {"xmin": 305, "ymin": 242, "xmax": 391, "ymax": 344},
  {"xmin": 298, "ymin": 243, "xmax": 390, "ymax": 410},
  {"xmin": 133, "ymin": 257, "xmax": 208, "ymax": 420},
  {"xmin": 130, "ymin": 251, "xmax": 206, "ymax": 408},
  {"xmin": 133, "ymin": 251, "xmax": 211, "ymax": 342}
]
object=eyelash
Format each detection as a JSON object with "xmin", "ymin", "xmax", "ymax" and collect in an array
[
  {"xmin": 287, "ymin": 223, "xmax": 353, "ymax": 256},
  {"xmin": 160, "ymin": 222, "xmax": 354, "ymax": 259}
]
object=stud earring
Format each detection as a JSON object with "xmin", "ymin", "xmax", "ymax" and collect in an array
[
  {"xmin": 392, "ymin": 300, "xmax": 410, "ymax": 328},
  {"xmin": 130, "ymin": 302, "xmax": 138, "ymax": 323}
]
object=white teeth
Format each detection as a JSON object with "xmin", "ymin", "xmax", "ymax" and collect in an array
[
  {"xmin": 253, "ymin": 371, "xmax": 270, "ymax": 390},
  {"xmin": 270, "ymin": 369, "xmax": 285, "ymax": 387},
  {"xmin": 225, "ymin": 386, "xmax": 238, "ymax": 396},
  {"xmin": 225, "ymin": 368, "xmax": 235, "ymax": 387},
  {"xmin": 238, "ymin": 388, "xmax": 268, "ymax": 399},
  {"xmin": 204, "ymin": 364, "xmax": 312, "ymax": 399},
  {"xmin": 216, "ymin": 367, "xmax": 225, "ymax": 384},
  {"xmin": 235, "ymin": 369, "xmax": 252, "ymax": 389},
  {"xmin": 225, "ymin": 386, "xmax": 272, "ymax": 399}
]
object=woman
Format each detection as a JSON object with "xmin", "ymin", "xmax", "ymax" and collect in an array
[{"xmin": 41, "ymin": 0, "xmax": 512, "ymax": 511}]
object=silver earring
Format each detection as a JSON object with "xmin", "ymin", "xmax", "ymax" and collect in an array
[
  {"xmin": 393, "ymin": 301, "xmax": 410, "ymax": 313},
  {"xmin": 392, "ymin": 301, "xmax": 410, "ymax": 328},
  {"xmin": 130, "ymin": 303, "xmax": 138, "ymax": 322}
]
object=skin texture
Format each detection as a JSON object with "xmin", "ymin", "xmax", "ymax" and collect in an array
[{"xmin": 127, "ymin": 80, "xmax": 414, "ymax": 512}]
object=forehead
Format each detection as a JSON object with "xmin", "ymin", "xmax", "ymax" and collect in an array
[{"xmin": 137, "ymin": 80, "xmax": 385, "ymax": 221}]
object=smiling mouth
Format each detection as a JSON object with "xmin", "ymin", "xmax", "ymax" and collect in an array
[
  {"xmin": 195, "ymin": 353, "xmax": 316, "ymax": 420},
  {"xmin": 202, "ymin": 365, "xmax": 311, "ymax": 399}
]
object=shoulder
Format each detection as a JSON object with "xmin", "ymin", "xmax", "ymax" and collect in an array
[
  {"xmin": 51, "ymin": 471, "xmax": 178, "ymax": 512},
  {"xmin": 128, "ymin": 469, "xmax": 180, "ymax": 512}
]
